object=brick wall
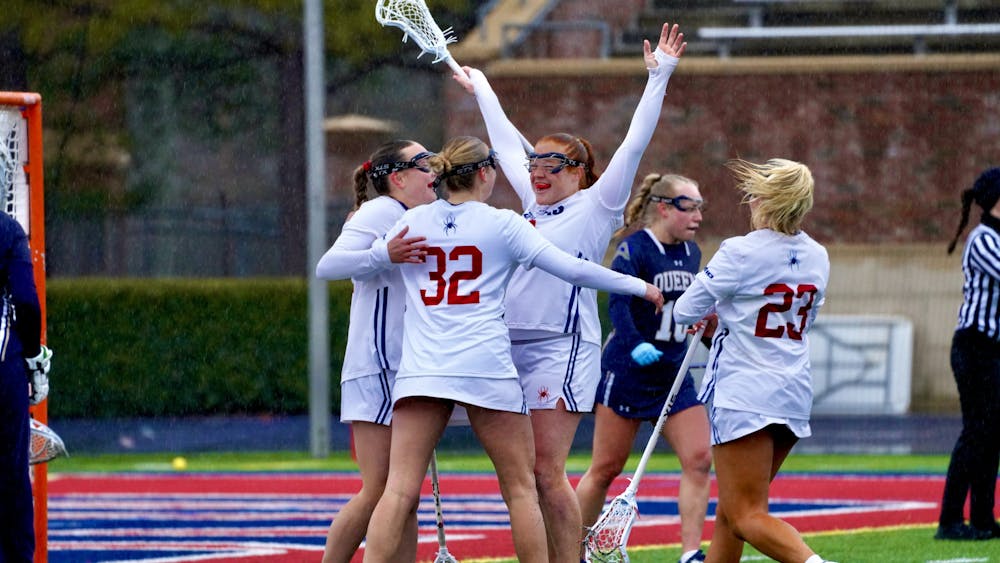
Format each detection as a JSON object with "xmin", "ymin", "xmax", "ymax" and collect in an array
[{"xmin": 445, "ymin": 55, "xmax": 1000, "ymax": 244}]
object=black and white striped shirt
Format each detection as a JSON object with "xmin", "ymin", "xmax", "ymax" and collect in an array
[{"xmin": 957, "ymin": 214, "xmax": 1000, "ymax": 341}]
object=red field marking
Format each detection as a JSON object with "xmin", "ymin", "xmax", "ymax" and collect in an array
[{"xmin": 48, "ymin": 471, "xmax": 950, "ymax": 562}]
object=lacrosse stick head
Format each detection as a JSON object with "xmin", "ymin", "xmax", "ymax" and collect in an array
[
  {"xmin": 433, "ymin": 547, "xmax": 460, "ymax": 563},
  {"xmin": 375, "ymin": 0, "xmax": 457, "ymax": 64},
  {"xmin": 583, "ymin": 494, "xmax": 638, "ymax": 563},
  {"xmin": 29, "ymin": 418, "xmax": 68, "ymax": 465}
]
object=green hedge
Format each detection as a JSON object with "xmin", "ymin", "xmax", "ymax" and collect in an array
[{"xmin": 46, "ymin": 278, "xmax": 353, "ymax": 418}]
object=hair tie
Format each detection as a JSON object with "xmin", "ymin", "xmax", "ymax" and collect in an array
[{"xmin": 362, "ymin": 160, "xmax": 372, "ymax": 172}]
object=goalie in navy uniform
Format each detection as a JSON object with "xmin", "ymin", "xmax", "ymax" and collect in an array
[
  {"xmin": 0, "ymin": 210, "xmax": 51, "ymax": 563},
  {"xmin": 576, "ymin": 173, "xmax": 712, "ymax": 563}
]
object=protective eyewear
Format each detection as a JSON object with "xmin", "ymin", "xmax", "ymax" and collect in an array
[
  {"xmin": 525, "ymin": 152, "xmax": 586, "ymax": 174},
  {"xmin": 431, "ymin": 150, "xmax": 498, "ymax": 187},
  {"xmin": 369, "ymin": 151, "xmax": 436, "ymax": 178},
  {"xmin": 650, "ymin": 194, "xmax": 706, "ymax": 212}
]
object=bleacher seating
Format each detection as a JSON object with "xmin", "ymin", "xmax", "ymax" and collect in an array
[
  {"xmin": 632, "ymin": 0, "xmax": 1000, "ymax": 57},
  {"xmin": 456, "ymin": 0, "xmax": 1000, "ymax": 60}
]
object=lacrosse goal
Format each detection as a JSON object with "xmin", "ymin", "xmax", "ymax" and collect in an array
[{"xmin": 0, "ymin": 92, "xmax": 49, "ymax": 563}]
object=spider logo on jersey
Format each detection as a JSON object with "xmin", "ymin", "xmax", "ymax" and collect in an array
[
  {"xmin": 537, "ymin": 386, "xmax": 550, "ymax": 401},
  {"xmin": 443, "ymin": 213, "xmax": 458, "ymax": 236},
  {"xmin": 787, "ymin": 250, "xmax": 800, "ymax": 271}
]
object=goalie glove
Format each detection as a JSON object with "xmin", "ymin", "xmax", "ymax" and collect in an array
[{"xmin": 25, "ymin": 345, "xmax": 52, "ymax": 405}]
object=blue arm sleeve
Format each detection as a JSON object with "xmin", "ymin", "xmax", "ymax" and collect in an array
[{"xmin": 0, "ymin": 217, "xmax": 41, "ymax": 358}]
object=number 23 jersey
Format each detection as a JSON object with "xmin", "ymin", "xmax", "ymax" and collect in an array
[{"xmin": 675, "ymin": 229, "xmax": 830, "ymax": 419}]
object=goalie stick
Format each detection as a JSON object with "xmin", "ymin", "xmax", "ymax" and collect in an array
[{"xmin": 583, "ymin": 325, "xmax": 707, "ymax": 562}]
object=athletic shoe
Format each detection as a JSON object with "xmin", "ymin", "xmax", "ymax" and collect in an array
[
  {"xmin": 971, "ymin": 521, "xmax": 1000, "ymax": 539},
  {"xmin": 935, "ymin": 523, "xmax": 989, "ymax": 540},
  {"xmin": 679, "ymin": 550, "xmax": 706, "ymax": 563}
]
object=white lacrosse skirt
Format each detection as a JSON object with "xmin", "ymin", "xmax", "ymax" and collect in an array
[
  {"xmin": 340, "ymin": 372, "xmax": 395, "ymax": 425},
  {"xmin": 512, "ymin": 335, "xmax": 600, "ymax": 412},
  {"xmin": 709, "ymin": 406, "xmax": 811, "ymax": 446},
  {"xmin": 393, "ymin": 375, "xmax": 528, "ymax": 415}
]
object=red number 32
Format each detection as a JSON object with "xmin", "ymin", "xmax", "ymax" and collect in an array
[
  {"xmin": 420, "ymin": 245, "xmax": 483, "ymax": 306},
  {"xmin": 754, "ymin": 283, "xmax": 818, "ymax": 340}
]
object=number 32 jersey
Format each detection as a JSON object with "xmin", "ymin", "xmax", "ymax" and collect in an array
[
  {"xmin": 374, "ymin": 199, "xmax": 646, "ymax": 384},
  {"xmin": 674, "ymin": 229, "xmax": 830, "ymax": 419}
]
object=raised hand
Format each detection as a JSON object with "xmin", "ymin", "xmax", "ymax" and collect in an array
[
  {"xmin": 644, "ymin": 22, "xmax": 686, "ymax": 69},
  {"xmin": 387, "ymin": 226, "xmax": 428, "ymax": 264},
  {"xmin": 452, "ymin": 66, "xmax": 476, "ymax": 94}
]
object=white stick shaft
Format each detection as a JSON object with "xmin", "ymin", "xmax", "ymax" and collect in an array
[
  {"xmin": 430, "ymin": 449, "xmax": 449, "ymax": 548},
  {"xmin": 625, "ymin": 325, "xmax": 706, "ymax": 493},
  {"xmin": 444, "ymin": 55, "xmax": 463, "ymax": 76}
]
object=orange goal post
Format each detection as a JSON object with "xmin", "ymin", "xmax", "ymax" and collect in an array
[{"xmin": 0, "ymin": 92, "xmax": 49, "ymax": 563}]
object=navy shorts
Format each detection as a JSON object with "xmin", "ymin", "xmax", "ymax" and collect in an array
[{"xmin": 595, "ymin": 366, "xmax": 701, "ymax": 421}]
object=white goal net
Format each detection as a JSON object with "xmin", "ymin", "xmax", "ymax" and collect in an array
[{"xmin": 0, "ymin": 106, "xmax": 31, "ymax": 233}]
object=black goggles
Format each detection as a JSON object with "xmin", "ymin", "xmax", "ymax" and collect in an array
[
  {"xmin": 525, "ymin": 152, "xmax": 586, "ymax": 174},
  {"xmin": 432, "ymin": 150, "xmax": 498, "ymax": 187},
  {"xmin": 368, "ymin": 151, "xmax": 436, "ymax": 179},
  {"xmin": 649, "ymin": 194, "xmax": 706, "ymax": 212}
]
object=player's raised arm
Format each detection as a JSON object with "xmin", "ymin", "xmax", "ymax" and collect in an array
[
  {"xmin": 452, "ymin": 66, "xmax": 535, "ymax": 207},
  {"xmin": 598, "ymin": 22, "xmax": 684, "ymax": 212}
]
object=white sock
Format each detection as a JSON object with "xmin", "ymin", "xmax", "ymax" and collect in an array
[
  {"xmin": 804, "ymin": 555, "xmax": 824, "ymax": 563},
  {"xmin": 680, "ymin": 550, "xmax": 700, "ymax": 563}
]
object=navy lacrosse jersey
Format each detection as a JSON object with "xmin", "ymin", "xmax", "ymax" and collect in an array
[{"xmin": 602, "ymin": 229, "xmax": 701, "ymax": 375}]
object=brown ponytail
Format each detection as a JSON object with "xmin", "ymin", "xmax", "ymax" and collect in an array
[
  {"xmin": 614, "ymin": 173, "xmax": 699, "ymax": 239},
  {"xmin": 352, "ymin": 139, "xmax": 419, "ymax": 210},
  {"xmin": 616, "ymin": 173, "xmax": 660, "ymax": 239},
  {"xmin": 947, "ymin": 188, "xmax": 976, "ymax": 255}
]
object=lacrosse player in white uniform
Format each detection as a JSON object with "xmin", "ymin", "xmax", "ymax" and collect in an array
[
  {"xmin": 314, "ymin": 139, "xmax": 437, "ymax": 563},
  {"xmin": 674, "ymin": 159, "xmax": 836, "ymax": 563},
  {"xmin": 452, "ymin": 22, "xmax": 686, "ymax": 561},
  {"xmin": 353, "ymin": 136, "xmax": 663, "ymax": 563}
]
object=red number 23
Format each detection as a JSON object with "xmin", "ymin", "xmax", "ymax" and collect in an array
[{"xmin": 753, "ymin": 283, "xmax": 818, "ymax": 340}]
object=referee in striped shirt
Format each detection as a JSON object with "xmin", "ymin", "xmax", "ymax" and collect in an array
[{"xmin": 937, "ymin": 167, "xmax": 1000, "ymax": 541}]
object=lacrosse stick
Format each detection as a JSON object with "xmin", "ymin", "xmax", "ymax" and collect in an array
[
  {"xmin": 430, "ymin": 449, "xmax": 460, "ymax": 563},
  {"xmin": 375, "ymin": 0, "xmax": 465, "ymax": 75},
  {"xmin": 584, "ymin": 325, "xmax": 706, "ymax": 563},
  {"xmin": 29, "ymin": 418, "xmax": 68, "ymax": 465},
  {"xmin": 374, "ymin": 0, "xmax": 536, "ymax": 153}
]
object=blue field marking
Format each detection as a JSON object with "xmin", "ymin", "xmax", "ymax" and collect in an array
[{"xmin": 48, "ymin": 489, "xmax": 932, "ymax": 561}]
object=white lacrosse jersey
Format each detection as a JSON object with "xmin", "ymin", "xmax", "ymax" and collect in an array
[
  {"xmin": 315, "ymin": 195, "xmax": 409, "ymax": 381},
  {"xmin": 369, "ymin": 199, "xmax": 647, "ymax": 385},
  {"xmin": 468, "ymin": 49, "xmax": 679, "ymax": 345},
  {"xmin": 674, "ymin": 229, "xmax": 830, "ymax": 420}
]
